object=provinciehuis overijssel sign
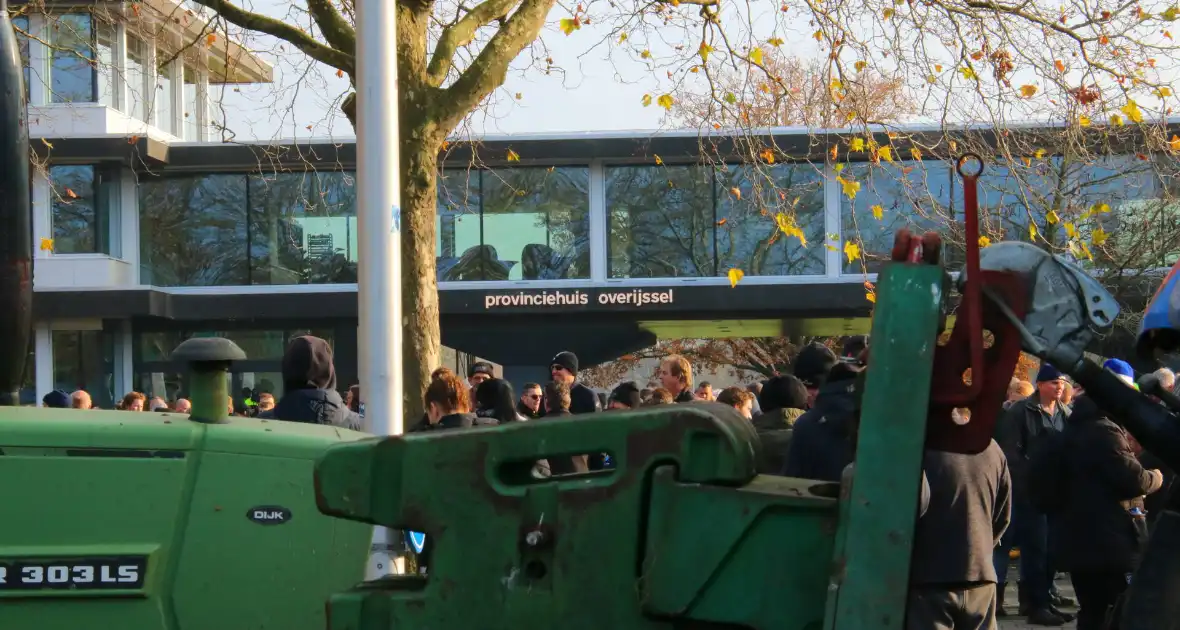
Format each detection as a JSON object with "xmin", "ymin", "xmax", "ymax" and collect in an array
[{"xmin": 481, "ymin": 288, "xmax": 675, "ymax": 310}]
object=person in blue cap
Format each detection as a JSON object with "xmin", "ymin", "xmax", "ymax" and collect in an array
[
  {"xmin": 1102, "ymin": 358, "xmax": 1137, "ymax": 390},
  {"xmin": 41, "ymin": 390, "xmax": 70, "ymax": 409},
  {"xmin": 994, "ymin": 363, "xmax": 1074, "ymax": 624}
]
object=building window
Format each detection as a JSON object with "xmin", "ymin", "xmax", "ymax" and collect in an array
[
  {"xmin": 12, "ymin": 15, "xmax": 29, "ymax": 101},
  {"xmin": 138, "ymin": 174, "xmax": 249, "ymax": 286},
  {"xmin": 840, "ymin": 161, "xmax": 953, "ymax": 274},
  {"xmin": 437, "ymin": 167, "xmax": 591, "ymax": 281},
  {"xmin": 606, "ymin": 165, "xmax": 716, "ymax": 278},
  {"xmin": 49, "ymin": 13, "xmax": 97, "ymax": 103},
  {"xmin": 95, "ymin": 21, "xmax": 116, "ymax": 108},
  {"xmin": 126, "ymin": 36, "xmax": 150, "ymax": 122},
  {"xmin": 182, "ymin": 65, "xmax": 200, "ymax": 140},
  {"xmin": 156, "ymin": 60, "xmax": 174, "ymax": 134},
  {"xmin": 715, "ymin": 163, "xmax": 826, "ymax": 276},
  {"xmin": 49, "ymin": 164, "xmax": 117, "ymax": 255},
  {"xmin": 249, "ymin": 171, "xmax": 358, "ymax": 284},
  {"xmin": 52, "ymin": 329, "xmax": 115, "ymax": 410}
]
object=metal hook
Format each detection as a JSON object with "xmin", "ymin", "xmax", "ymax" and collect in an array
[{"xmin": 956, "ymin": 153, "xmax": 985, "ymax": 179}]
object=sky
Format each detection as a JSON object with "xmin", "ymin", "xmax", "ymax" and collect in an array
[{"xmin": 206, "ymin": 0, "xmax": 1180, "ymax": 143}]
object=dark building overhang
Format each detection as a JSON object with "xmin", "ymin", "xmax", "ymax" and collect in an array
[{"xmin": 31, "ymin": 118, "xmax": 1180, "ymax": 173}]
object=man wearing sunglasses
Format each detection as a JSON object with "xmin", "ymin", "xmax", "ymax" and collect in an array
[{"xmin": 548, "ymin": 351, "xmax": 600, "ymax": 415}]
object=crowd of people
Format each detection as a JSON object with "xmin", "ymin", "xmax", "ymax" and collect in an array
[{"xmin": 39, "ymin": 331, "xmax": 1174, "ymax": 629}]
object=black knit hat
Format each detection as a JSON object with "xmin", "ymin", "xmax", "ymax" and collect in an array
[
  {"xmin": 551, "ymin": 351, "xmax": 579, "ymax": 374},
  {"xmin": 42, "ymin": 390, "xmax": 70, "ymax": 408},
  {"xmin": 469, "ymin": 361, "xmax": 494, "ymax": 378},
  {"xmin": 609, "ymin": 382, "xmax": 642, "ymax": 409},
  {"xmin": 793, "ymin": 343, "xmax": 839, "ymax": 388}
]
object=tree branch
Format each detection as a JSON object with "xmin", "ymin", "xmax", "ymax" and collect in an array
[
  {"xmin": 436, "ymin": 0, "xmax": 554, "ymax": 126},
  {"xmin": 305, "ymin": 0, "xmax": 356, "ymax": 59},
  {"xmin": 189, "ymin": 0, "xmax": 355, "ymax": 73},
  {"xmin": 427, "ymin": 0, "xmax": 521, "ymax": 88}
]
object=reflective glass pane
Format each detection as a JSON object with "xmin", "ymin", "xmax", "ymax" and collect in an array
[
  {"xmin": 50, "ymin": 165, "xmax": 113, "ymax": 254},
  {"xmin": 49, "ymin": 14, "xmax": 95, "ymax": 103},
  {"xmin": 156, "ymin": 61, "xmax": 174, "ymax": 134},
  {"xmin": 248, "ymin": 171, "xmax": 358, "ymax": 285},
  {"xmin": 95, "ymin": 21, "xmax": 115, "ymax": 108},
  {"xmin": 12, "ymin": 15, "xmax": 29, "ymax": 101},
  {"xmin": 715, "ymin": 163, "xmax": 826, "ymax": 276},
  {"xmin": 126, "ymin": 36, "xmax": 149, "ymax": 121},
  {"xmin": 52, "ymin": 330, "xmax": 116, "ymax": 409},
  {"xmin": 183, "ymin": 65, "xmax": 200, "ymax": 141},
  {"xmin": 976, "ymin": 160, "xmax": 1059, "ymax": 244},
  {"xmin": 479, "ymin": 167, "xmax": 590, "ymax": 281},
  {"xmin": 138, "ymin": 175, "xmax": 249, "ymax": 286},
  {"xmin": 840, "ymin": 161, "xmax": 953, "ymax": 273},
  {"xmin": 436, "ymin": 169, "xmax": 481, "ymax": 280},
  {"xmin": 606, "ymin": 165, "xmax": 714, "ymax": 278}
]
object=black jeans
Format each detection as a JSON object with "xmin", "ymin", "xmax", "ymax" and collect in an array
[{"xmin": 1071, "ymin": 570, "xmax": 1129, "ymax": 630}]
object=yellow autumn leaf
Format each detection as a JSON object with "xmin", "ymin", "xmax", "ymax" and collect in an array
[
  {"xmin": 878, "ymin": 146, "xmax": 894, "ymax": 162},
  {"xmin": 699, "ymin": 42, "xmax": 713, "ymax": 62},
  {"xmin": 978, "ymin": 236, "xmax": 991, "ymax": 248},
  {"xmin": 960, "ymin": 66, "xmax": 977, "ymax": 80},
  {"xmin": 1093, "ymin": 202, "xmax": 1111, "ymax": 214},
  {"xmin": 559, "ymin": 17, "xmax": 580, "ymax": 35},
  {"xmin": 1122, "ymin": 99, "xmax": 1144, "ymax": 123},
  {"xmin": 1078, "ymin": 115, "xmax": 1091, "ymax": 127},
  {"xmin": 1034, "ymin": 148, "xmax": 1047, "ymax": 159},
  {"xmin": 774, "ymin": 212, "xmax": 808, "ymax": 246},
  {"xmin": 749, "ymin": 47, "xmax": 764, "ymax": 65},
  {"xmin": 812, "ymin": 30, "xmax": 823, "ymax": 41},
  {"xmin": 883, "ymin": 7, "xmax": 895, "ymax": 18},
  {"xmin": 1018, "ymin": 84, "xmax": 1038, "ymax": 98},
  {"xmin": 1111, "ymin": 114, "xmax": 1124, "ymax": 126},
  {"xmin": 727, "ymin": 268, "xmax": 745, "ymax": 288},
  {"xmin": 1092, "ymin": 228, "xmax": 1109, "ymax": 246},
  {"xmin": 830, "ymin": 79, "xmax": 843, "ymax": 91},
  {"xmin": 910, "ymin": 147, "xmax": 922, "ymax": 160},
  {"xmin": 206, "ymin": 33, "xmax": 217, "ymax": 46},
  {"xmin": 1029, "ymin": 223, "xmax": 1038, "ymax": 240},
  {"xmin": 39, "ymin": 237, "xmax": 53, "ymax": 252},
  {"xmin": 768, "ymin": 37, "xmax": 785, "ymax": 47},
  {"xmin": 506, "ymin": 149, "xmax": 520, "ymax": 162},
  {"xmin": 850, "ymin": 137, "xmax": 866, "ymax": 152},
  {"xmin": 844, "ymin": 241, "xmax": 861, "ymax": 263},
  {"xmin": 870, "ymin": 204, "xmax": 884, "ymax": 220},
  {"xmin": 617, "ymin": 33, "xmax": 628, "ymax": 43},
  {"xmin": 1171, "ymin": 135, "xmax": 1180, "ymax": 151},
  {"xmin": 866, "ymin": 291, "xmax": 877, "ymax": 304},
  {"xmin": 729, "ymin": 187, "xmax": 741, "ymax": 200},
  {"xmin": 1064, "ymin": 222, "xmax": 1077, "ymax": 238},
  {"xmin": 855, "ymin": 60, "xmax": 867, "ymax": 72},
  {"xmin": 642, "ymin": 94, "xmax": 652, "ymax": 107},
  {"xmin": 834, "ymin": 163, "xmax": 845, "ymax": 172},
  {"xmin": 837, "ymin": 176, "xmax": 861, "ymax": 199},
  {"xmin": 654, "ymin": 154, "xmax": 663, "ymax": 165},
  {"xmin": 640, "ymin": 49, "xmax": 652, "ymax": 59},
  {"xmin": 657, "ymin": 94, "xmax": 674, "ymax": 110},
  {"xmin": 759, "ymin": 148, "xmax": 775, "ymax": 164},
  {"xmin": 1046, "ymin": 210, "xmax": 1059, "ymax": 224},
  {"xmin": 1158, "ymin": 87, "xmax": 1173, "ymax": 97}
]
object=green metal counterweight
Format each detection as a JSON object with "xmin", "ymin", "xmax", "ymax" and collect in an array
[{"xmin": 315, "ymin": 261, "xmax": 947, "ymax": 630}]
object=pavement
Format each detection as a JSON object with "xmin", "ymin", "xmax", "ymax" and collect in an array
[{"xmin": 999, "ymin": 575, "xmax": 1078, "ymax": 630}]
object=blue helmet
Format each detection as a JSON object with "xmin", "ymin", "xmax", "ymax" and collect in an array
[{"xmin": 1138, "ymin": 259, "xmax": 1180, "ymax": 359}]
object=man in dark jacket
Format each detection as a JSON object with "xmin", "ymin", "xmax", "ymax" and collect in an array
[
  {"xmin": 751, "ymin": 374, "xmax": 808, "ymax": 474},
  {"xmin": 995, "ymin": 363, "xmax": 1071, "ymax": 625},
  {"xmin": 261, "ymin": 335, "xmax": 362, "ymax": 431},
  {"xmin": 793, "ymin": 342, "xmax": 840, "ymax": 408},
  {"xmin": 908, "ymin": 439, "xmax": 1012, "ymax": 629},
  {"xmin": 548, "ymin": 351, "xmax": 600, "ymax": 415},
  {"xmin": 781, "ymin": 362, "xmax": 862, "ymax": 482},
  {"xmin": 1054, "ymin": 396, "xmax": 1163, "ymax": 630}
]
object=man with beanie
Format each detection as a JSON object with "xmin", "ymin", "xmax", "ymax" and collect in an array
[
  {"xmin": 782, "ymin": 361, "xmax": 864, "ymax": 482},
  {"xmin": 42, "ymin": 390, "xmax": 70, "ymax": 409},
  {"xmin": 468, "ymin": 361, "xmax": 494, "ymax": 390},
  {"xmin": 995, "ymin": 363, "xmax": 1072, "ymax": 625},
  {"xmin": 607, "ymin": 382, "xmax": 642, "ymax": 410},
  {"xmin": 792, "ymin": 342, "xmax": 840, "ymax": 408},
  {"xmin": 1103, "ymin": 358, "xmax": 1137, "ymax": 389},
  {"xmin": 548, "ymin": 351, "xmax": 600, "ymax": 414}
]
